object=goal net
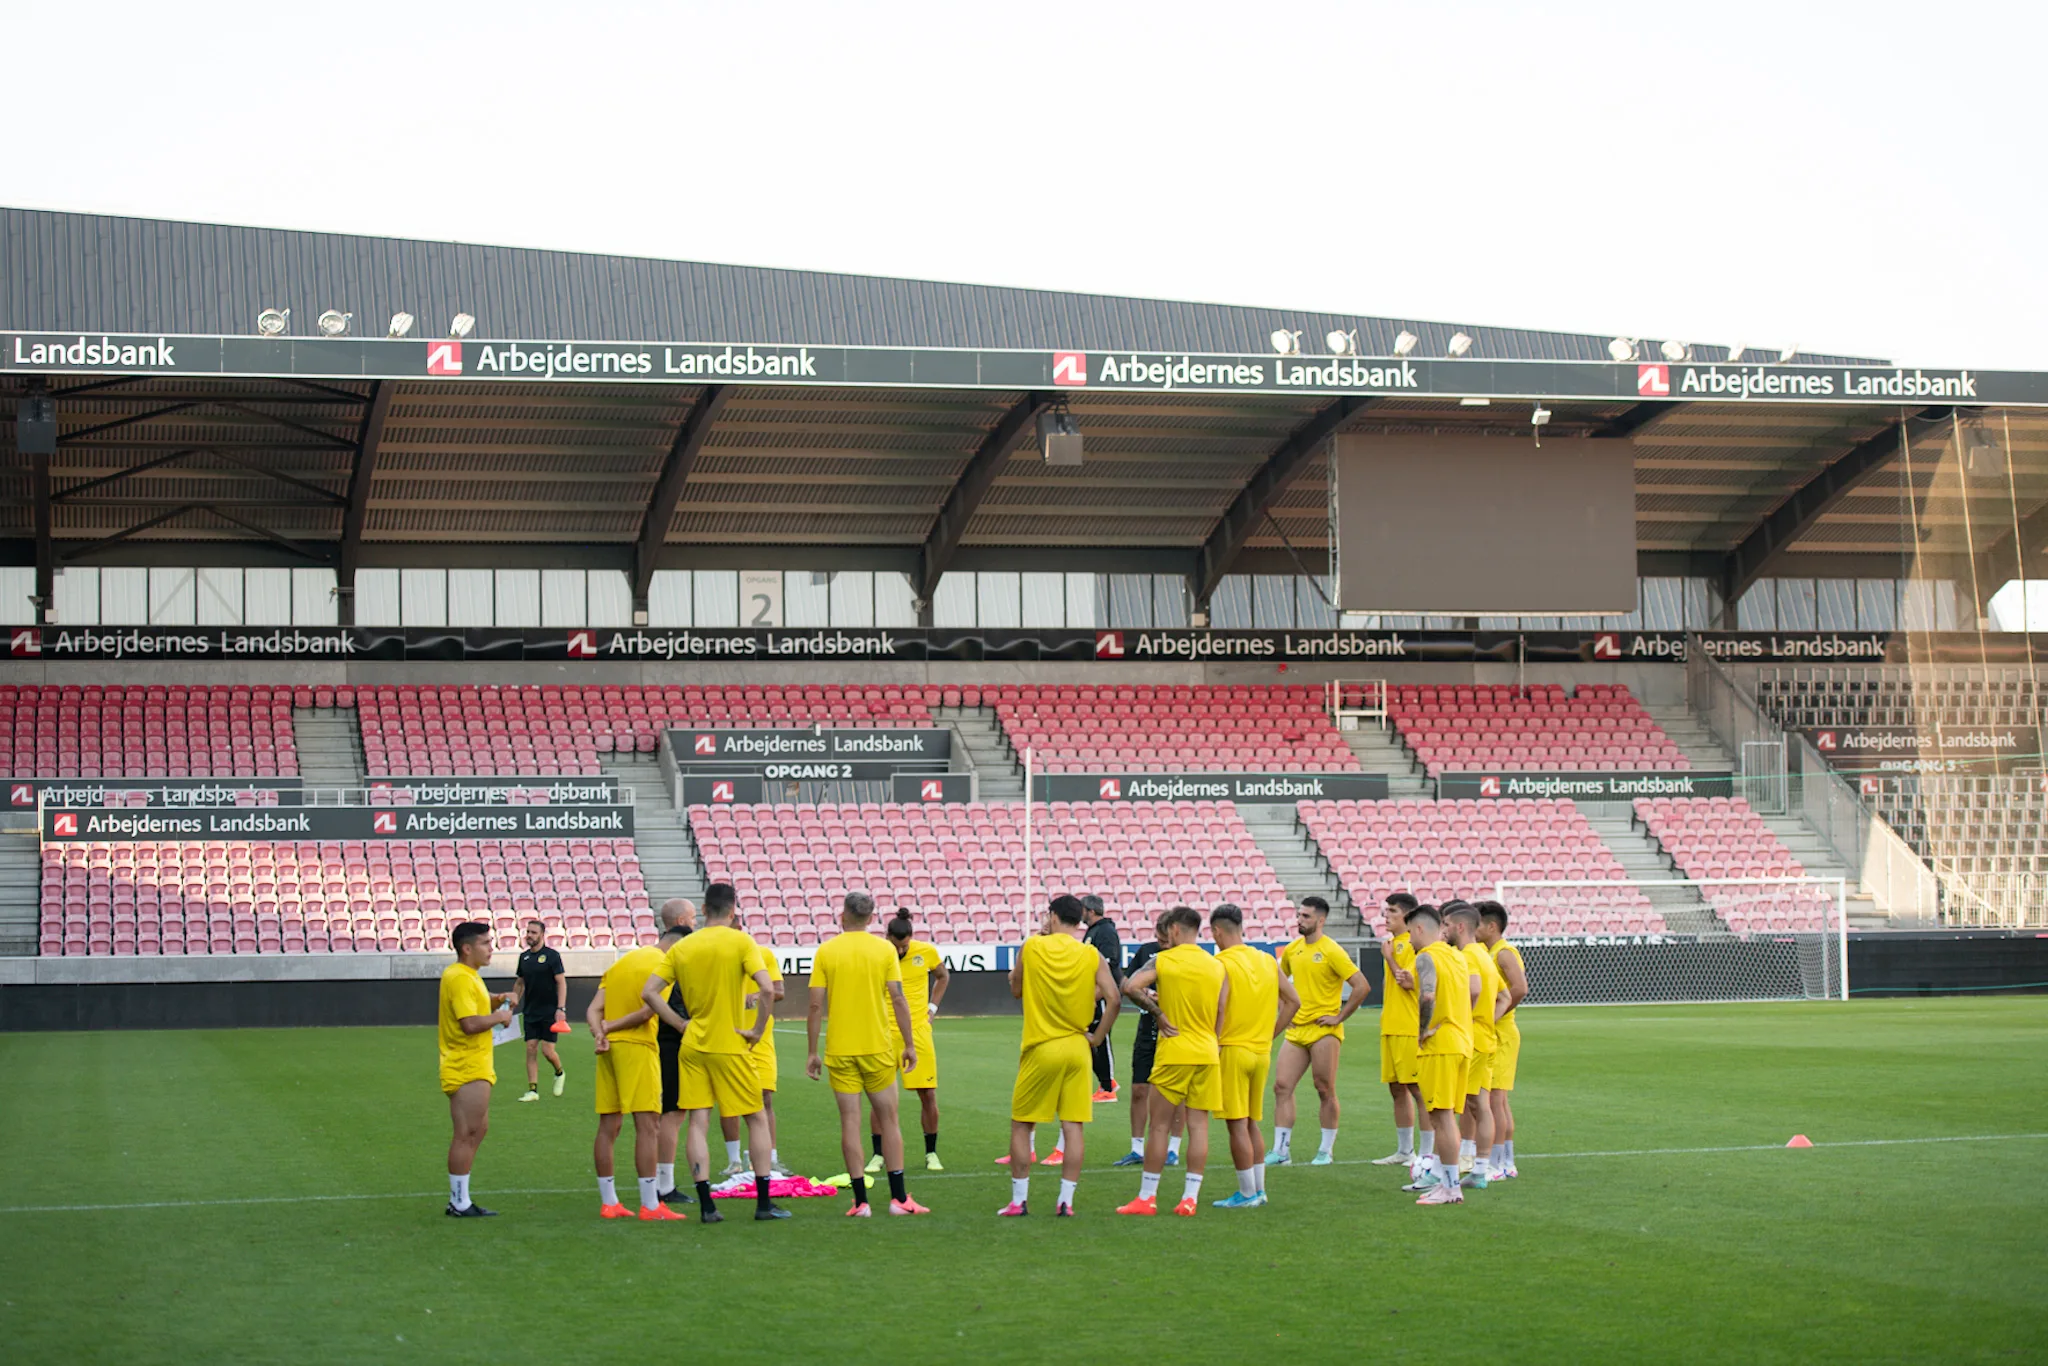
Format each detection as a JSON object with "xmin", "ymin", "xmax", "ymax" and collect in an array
[{"xmin": 1492, "ymin": 876, "xmax": 1848, "ymax": 1005}]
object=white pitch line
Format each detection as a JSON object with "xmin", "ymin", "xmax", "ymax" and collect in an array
[{"xmin": 3, "ymin": 1132, "xmax": 2045, "ymax": 1215}]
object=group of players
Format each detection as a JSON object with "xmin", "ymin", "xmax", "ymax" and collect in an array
[{"xmin": 434, "ymin": 883, "xmax": 1527, "ymax": 1219}]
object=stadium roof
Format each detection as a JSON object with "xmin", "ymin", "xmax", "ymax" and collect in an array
[{"xmin": 4, "ymin": 207, "xmax": 2048, "ymax": 620}]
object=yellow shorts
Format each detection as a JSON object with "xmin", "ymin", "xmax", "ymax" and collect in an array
[
  {"xmin": 595, "ymin": 1040, "xmax": 659, "ymax": 1115},
  {"xmin": 440, "ymin": 1059, "xmax": 494, "ymax": 1095},
  {"xmin": 826, "ymin": 1052, "xmax": 897, "ymax": 1096},
  {"xmin": 751, "ymin": 1035, "xmax": 779, "ymax": 1093},
  {"xmin": 677, "ymin": 1046, "xmax": 762, "ymax": 1117},
  {"xmin": 1417, "ymin": 1052, "xmax": 1469, "ymax": 1114},
  {"xmin": 1380, "ymin": 1033, "xmax": 1419, "ymax": 1085},
  {"xmin": 1149, "ymin": 1061, "xmax": 1223, "ymax": 1113},
  {"xmin": 1285, "ymin": 1021, "xmax": 1343, "ymax": 1048},
  {"xmin": 1466, "ymin": 1050, "xmax": 1495, "ymax": 1096},
  {"xmin": 1217, "ymin": 1044, "xmax": 1269, "ymax": 1122},
  {"xmin": 894, "ymin": 1026, "xmax": 937, "ymax": 1090},
  {"xmin": 1493, "ymin": 1023, "xmax": 1519, "ymax": 1091},
  {"xmin": 1012, "ymin": 1035, "xmax": 1092, "ymax": 1125}
]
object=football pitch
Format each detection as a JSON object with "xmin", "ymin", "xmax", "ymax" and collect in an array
[{"xmin": 2, "ymin": 998, "xmax": 2044, "ymax": 1364}]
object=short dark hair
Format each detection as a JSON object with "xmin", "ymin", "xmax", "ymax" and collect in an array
[
  {"xmin": 1300, "ymin": 896, "xmax": 1330, "ymax": 918},
  {"xmin": 524, "ymin": 918, "xmax": 546, "ymax": 930},
  {"xmin": 887, "ymin": 908, "xmax": 914, "ymax": 940},
  {"xmin": 451, "ymin": 921, "xmax": 491, "ymax": 952},
  {"xmin": 1080, "ymin": 895, "xmax": 1105, "ymax": 918},
  {"xmin": 1163, "ymin": 905, "xmax": 1202, "ymax": 936},
  {"xmin": 1407, "ymin": 904, "xmax": 1442, "ymax": 929},
  {"xmin": 1384, "ymin": 892, "xmax": 1418, "ymax": 914},
  {"xmin": 703, "ymin": 882, "xmax": 737, "ymax": 916},
  {"xmin": 1445, "ymin": 902, "xmax": 1480, "ymax": 926},
  {"xmin": 1209, "ymin": 902, "xmax": 1243, "ymax": 930},
  {"xmin": 1049, "ymin": 894, "xmax": 1086, "ymax": 926},
  {"xmin": 1477, "ymin": 900, "xmax": 1509, "ymax": 931}
]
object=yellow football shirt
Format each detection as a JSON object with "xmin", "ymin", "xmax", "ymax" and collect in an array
[
  {"xmin": 654, "ymin": 924, "xmax": 766, "ymax": 1054},
  {"xmin": 1154, "ymin": 943, "xmax": 1226, "ymax": 1067},
  {"xmin": 1491, "ymin": 940, "xmax": 1524, "ymax": 1020},
  {"xmin": 891, "ymin": 939, "xmax": 941, "ymax": 1030},
  {"xmin": 1018, "ymin": 932, "xmax": 1100, "ymax": 1051},
  {"xmin": 1380, "ymin": 931, "xmax": 1419, "ymax": 1036},
  {"xmin": 1463, "ymin": 941, "xmax": 1504, "ymax": 1051},
  {"xmin": 599, "ymin": 946, "xmax": 667, "ymax": 1047},
  {"xmin": 1280, "ymin": 934, "xmax": 1359, "ymax": 1026},
  {"xmin": 809, "ymin": 930, "xmax": 904, "ymax": 1058},
  {"xmin": 1216, "ymin": 943, "xmax": 1280, "ymax": 1049},
  {"xmin": 741, "ymin": 942, "xmax": 784, "ymax": 1039},
  {"xmin": 437, "ymin": 962, "xmax": 493, "ymax": 1076},
  {"xmin": 1417, "ymin": 940, "xmax": 1474, "ymax": 1058}
]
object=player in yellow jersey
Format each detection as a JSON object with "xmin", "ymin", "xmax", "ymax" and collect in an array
[
  {"xmin": 807, "ymin": 892, "xmax": 926, "ymax": 1217},
  {"xmin": 714, "ymin": 913, "xmax": 789, "ymax": 1183},
  {"xmin": 1407, "ymin": 905, "xmax": 1478, "ymax": 1206},
  {"xmin": 1372, "ymin": 893, "xmax": 1427, "ymax": 1170},
  {"xmin": 1476, "ymin": 900, "xmax": 1529, "ymax": 1180},
  {"xmin": 869, "ymin": 909, "xmax": 949, "ymax": 1172},
  {"xmin": 640, "ymin": 889, "xmax": 789, "ymax": 1223},
  {"xmin": 1446, "ymin": 902, "xmax": 1507, "ymax": 1191},
  {"xmin": 1272, "ymin": 895, "xmax": 1370, "ymax": 1165},
  {"xmin": 586, "ymin": 941, "xmax": 682, "ymax": 1221},
  {"xmin": 1117, "ymin": 905, "xmax": 1228, "ymax": 1217},
  {"xmin": 438, "ymin": 920, "xmax": 513, "ymax": 1218},
  {"xmin": 1001, "ymin": 894, "xmax": 1119, "ymax": 1217},
  {"xmin": 1208, "ymin": 903, "xmax": 1298, "ymax": 1210}
]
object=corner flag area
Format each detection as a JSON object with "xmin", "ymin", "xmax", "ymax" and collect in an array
[{"xmin": 2, "ymin": 997, "xmax": 2042, "ymax": 1361}]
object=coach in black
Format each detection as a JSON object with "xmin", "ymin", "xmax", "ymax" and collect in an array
[
  {"xmin": 1111, "ymin": 914, "xmax": 1182, "ymax": 1166},
  {"xmin": 1081, "ymin": 895, "xmax": 1123, "ymax": 1100},
  {"xmin": 511, "ymin": 918, "xmax": 568, "ymax": 1102},
  {"xmin": 650, "ymin": 897, "xmax": 697, "ymax": 1205}
]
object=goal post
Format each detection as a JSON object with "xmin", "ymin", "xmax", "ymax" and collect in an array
[{"xmin": 1491, "ymin": 876, "xmax": 1849, "ymax": 1005}]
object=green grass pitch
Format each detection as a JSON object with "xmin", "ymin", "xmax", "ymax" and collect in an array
[{"xmin": 2, "ymin": 998, "xmax": 2045, "ymax": 1363}]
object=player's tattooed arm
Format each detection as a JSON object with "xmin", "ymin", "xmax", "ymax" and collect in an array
[
  {"xmin": 1122, "ymin": 963, "xmax": 1175, "ymax": 1036},
  {"xmin": 1415, "ymin": 952, "xmax": 1438, "ymax": 1042}
]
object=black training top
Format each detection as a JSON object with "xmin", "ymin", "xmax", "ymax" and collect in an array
[
  {"xmin": 514, "ymin": 945, "xmax": 566, "ymax": 1014},
  {"xmin": 657, "ymin": 927, "xmax": 691, "ymax": 1045},
  {"xmin": 1126, "ymin": 939, "xmax": 1161, "ymax": 1041},
  {"xmin": 1084, "ymin": 917, "xmax": 1125, "ymax": 985}
]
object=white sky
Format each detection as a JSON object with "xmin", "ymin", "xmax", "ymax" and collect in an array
[{"xmin": 3, "ymin": 1, "xmax": 2043, "ymax": 368}]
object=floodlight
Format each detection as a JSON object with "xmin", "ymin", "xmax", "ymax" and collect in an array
[
  {"xmin": 256, "ymin": 308, "xmax": 290, "ymax": 336},
  {"xmin": 1326, "ymin": 330, "xmax": 1355, "ymax": 355},
  {"xmin": 1778, "ymin": 344, "xmax": 1799, "ymax": 364},
  {"xmin": 1270, "ymin": 329, "xmax": 1300, "ymax": 356},
  {"xmin": 1530, "ymin": 404, "xmax": 1552, "ymax": 427},
  {"xmin": 316, "ymin": 310, "xmax": 351, "ymax": 337},
  {"xmin": 1446, "ymin": 332, "xmax": 1473, "ymax": 357},
  {"xmin": 1659, "ymin": 339, "xmax": 1687, "ymax": 362},
  {"xmin": 1038, "ymin": 407, "xmax": 1083, "ymax": 466},
  {"xmin": 387, "ymin": 312, "xmax": 416, "ymax": 339},
  {"xmin": 1607, "ymin": 337, "xmax": 1635, "ymax": 362},
  {"xmin": 1392, "ymin": 330, "xmax": 1419, "ymax": 357},
  {"xmin": 449, "ymin": 313, "xmax": 476, "ymax": 339},
  {"xmin": 1725, "ymin": 343, "xmax": 1746, "ymax": 363}
]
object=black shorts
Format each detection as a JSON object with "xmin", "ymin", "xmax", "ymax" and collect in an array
[
  {"xmin": 521, "ymin": 1015, "xmax": 558, "ymax": 1043},
  {"xmin": 659, "ymin": 1030, "xmax": 683, "ymax": 1113},
  {"xmin": 1130, "ymin": 1029, "xmax": 1157, "ymax": 1086}
]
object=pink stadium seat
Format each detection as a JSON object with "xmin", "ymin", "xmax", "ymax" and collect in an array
[
  {"xmin": 985, "ymin": 684, "xmax": 1359, "ymax": 776},
  {"xmin": 0, "ymin": 683, "xmax": 300, "ymax": 780},
  {"xmin": 1383, "ymin": 682, "xmax": 1687, "ymax": 778},
  {"xmin": 1632, "ymin": 797, "xmax": 1827, "ymax": 932}
]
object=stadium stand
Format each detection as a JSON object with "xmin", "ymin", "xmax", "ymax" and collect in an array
[
  {"xmin": 355, "ymin": 683, "xmax": 935, "ymax": 777},
  {"xmin": 1633, "ymin": 797, "xmax": 1832, "ymax": 932},
  {"xmin": 0, "ymin": 685, "xmax": 299, "ymax": 779},
  {"xmin": 1386, "ymin": 683, "xmax": 1685, "ymax": 778},
  {"xmin": 37, "ymin": 837, "xmax": 650, "ymax": 957},
  {"xmin": 988, "ymin": 684, "xmax": 1358, "ymax": 773},
  {"xmin": 1296, "ymin": 797, "xmax": 1657, "ymax": 933},
  {"xmin": 1756, "ymin": 667, "xmax": 2045, "ymax": 729},
  {"xmin": 688, "ymin": 800, "xmax": 1296, "ymax": 945}
]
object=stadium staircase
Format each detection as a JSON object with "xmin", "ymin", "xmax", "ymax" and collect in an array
[
  {"xmin": 1244, "ymin": 805, "xmax": 1355, "ymax": 927},
  {"xmin": 1341, "ymin": 725, "xmax": 1431, "ymax": 795},
  {"xmin": 935, "ymin": 706, "xmax": 1026, "ymax": 802},
  {"xmin": 0, "ymin": 814, "xmax": 39, "ymax": 956},
  {"xmin": 1584, "ymin": 814, "xmax": 1716, "ymax": 930},
  {"xmin": 600, "ymin": 753, "xmax": 702, "ymax": 912},
  {"xmin": 291, "ymin": 705, "xmax": 364, "ymax": 795}
]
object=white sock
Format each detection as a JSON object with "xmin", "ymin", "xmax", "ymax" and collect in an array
[
  {"xmin": 638, "ymin": 1176, "xmax": 659, "ymax": 1210},
  {"xmin": 1254, "ymin": 1162, "xmax": 1267, "ymax": 1194},
  {"xmin": 1167, "ymin": 1135, "xmax": 1182, "ymax": 1159},
  {"xmin": 771, "ymin": 1149, "xmax": 781, "ymax": 1167},
  {"xmin": 1130, "ymin": 1136, "xmax": 1146, "ymax": 1156},
  {"xmin": 656, "ymin": 1162, "xmax": 675, "ymax": 1192},
  {"xmin": 449, "ymin": 1173, "xmax": 470, "ymax": 1210},
  {"xmin": 597, "ymin": 1175, "xmax": 617, "ymax": 1205},
  {"xmin": 1487, "ymin": 1144, "xmax": 1503, "ymax": 1172},
  {"xmin": 1460, "ymin": 1139, "xmax": 1476, "ymax": 1162},
  {"xmin": 1058, "ymin": 1178, "xmax": 1077, "ymax": 1207},
  {"xmin": 1319, "ymin": 1127, "xmax": 1337, "ymax": 1157},
  {"xmin": 1236, "ymin": 1167, "xmax": 1256, "ymax": 1197},
  {"xmin": 1418, "ymin": 1129, "xmax": 1435, "ymax": 1158},
  {"xmin": 1273, "ymin": 1126, "xmax": 1292, "ymax": 1157},
  {"xmin": 724, "ymin": 1139, "xmax": 742, "ymax": 1165},
  {"xmin": 1395, "ymin": 1125, "xmax": 1414, "ymax": 1157},
  {"xmin": 1011, "ymin": 1176, "xmax": 1030, "ymax": 1205},
  {"xmin": 1505, "ymin": 1139, "xmax": 1515, "ymax": 1164},
  {"xmin": 1427, "ymin": 1155, "xmax": 1448, "ymax": 1188},
  {"xmin": 1182, "ymin": 1171, "xmax": 1203, "ymax": 1202},
  {"xmin": 1139, "ymin": 1169, "xmax": 1161, "ymax": 1200}
]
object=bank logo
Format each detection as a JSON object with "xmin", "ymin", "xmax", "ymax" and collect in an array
[
  {"xmin": 1095, "ymin": 631, "xmax": 1125, "ymax": 659},
  {"xmin": 565, "ymin": 630, "xmax": 596, "ymax": 658},
  {"xmin": 918, "ymin": 779, "xmax": 944, "ymax": 802},
  {"xmin": 10, "ymin": 628, "xmax": 40, "ymax": 657},
  {"xmin": 693, "ymin": 735, "xmax": 717, "ymax": 756},
  {"xmin": 1816, "ymin": 731, "xmax": 1838, "ymax": 751},
  {"xmin": 372, "ymin": 811, "xmax": 398, "ymax": 834},
  {"xmin": 711, "ymin": 780, "xmax": 736, "ymax": 803},
  {"xmin": 1098, "ymin": 778, "xmax": 1123, "ymax": 800},
  {"xmin": 1478, "ymin": 776, "xmax": 1501, "ymax": 797},
  {"xmin": 426, "ymin": 341, "xmax": 463, "ymax": 376},
  {"xmin": 53, "ymin": 812, "xmax": 78, "ymax": 836},
  {"xmin": 1593, "ymin": 632, "xmax": 1620, "ymax": 660},
  {"xmin": 10, "ymin": 783, "xmax": 33, "ymax": 806},
  {"xmin": 1637, "ymin": 363, "xmax": 1670, "ymax": 396},
  {"xmin": 1052, "ymin": 351, "xmax": 1088, "ymax": 386},
  {"xmin": 1861, "ymin": 776, "xmax": 1882, "ymax": 795}
]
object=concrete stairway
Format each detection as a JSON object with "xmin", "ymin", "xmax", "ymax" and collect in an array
[
  {"xmin": 933, "ymin": 706, "xmax": 1025, "ymax": 802},
  {"xmin": 292, "ymin": 707, "xmax": 365, "ymax": 795},
  {"xmin": 601, "ymin": 753, "xmax": 703, "ymax": 912},
  {"xmin": 1241, "ymin": 803, "xmax": 1357, "ymax": 929},
  {"xmin": 1343, "ymin": 723, "xmax": 1431, "ymax": 796},
  {"xmin": 0, "ymin": 827, "xmax": 41, "ymax": 956},
  {"xmin": 1585, "ymin": 812, "xmax": 1717, "ymax": 931}
]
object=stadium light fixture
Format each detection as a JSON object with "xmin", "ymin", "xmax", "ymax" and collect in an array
[
  {"xmin": 255, "ymin": 308, "xmax": 290, "ymax": 337},
  {"xmin": 1270, "ymin": 329, "xmax": 1301, "ymax": 356},
  {"xmin": 1778, "ymin": 344, "xmax": 1799, "ymax": 364},
  {"xmin": 1607, "ymin": 337, "xmax": 1635, "ymax": 362},
  {"xmin": 1530, "ymin": 403, "xmax": 1552, "ymax": 448},
  {"xmin": 1725, "ymin": 343, "xmax": 1747, "ymax": 364},
  {"xmin": 1446, "ymin": 332, "xmax": 1473, "ymax": 357},
  {"xmin": 449, "ymin": 313, "xmax": 477, "ymax": 339},
  {"xmin": 316, "ymin": 310, "xmax": 352, "ymax": 337},
  {"xmin": 1659, "ymin": 339, "xmax": 1688, "ymax": 362},
  {"xmin": 1391, "ymin": 330, "xmax": 1419, "ymax": 357},
  {"xmin": 1325, "ymin": 330, "xmax": 1356, "ymax": 355},
  {"xmin": 387, "ymin": 312, "xmax": 416, "ymax": 339}
]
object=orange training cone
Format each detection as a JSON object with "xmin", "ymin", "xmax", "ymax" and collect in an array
[{"xmin": 1786, "ymin": 1135, "xmax": 1813, "ymax": 1148}]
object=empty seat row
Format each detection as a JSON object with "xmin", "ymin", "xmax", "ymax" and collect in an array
[
  {"xmin": 1387, "ymin": 683, "xmax": 1685, "ymax": 777},
  {"xmin": 991, "ymin": 684, "xmax": 1358, "ymax": 775},
  {"xmin": 0, "ymin": 684, "xmax": 299, "ymax": 779}
]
